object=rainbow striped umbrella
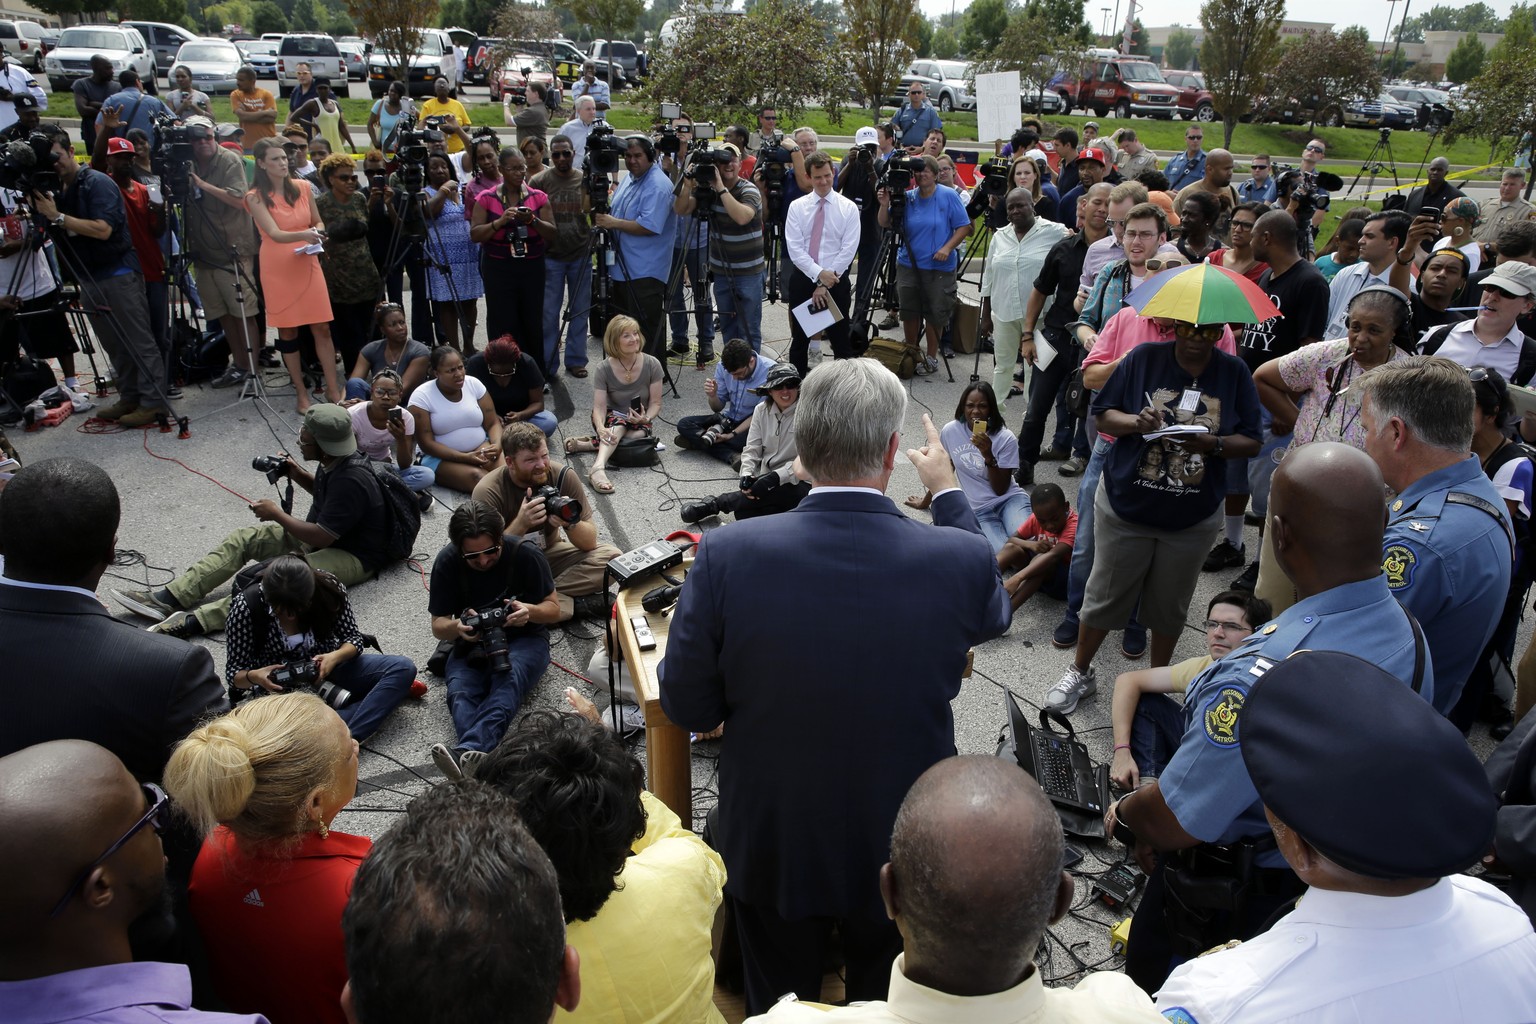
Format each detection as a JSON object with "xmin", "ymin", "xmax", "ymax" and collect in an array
[{"xmin": 1124, "ymin": 262, "xmax": 1281, "ymax": 325}]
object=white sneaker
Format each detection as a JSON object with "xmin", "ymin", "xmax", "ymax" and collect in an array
[{"xmin": 1046, "ymin": 664, "xmax": 1097, "ymax": 714}]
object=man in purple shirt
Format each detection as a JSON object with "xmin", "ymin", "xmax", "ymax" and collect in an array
[{"xmin": 0, "ymin": 739, "xmax": 267, "ymax": 1024}]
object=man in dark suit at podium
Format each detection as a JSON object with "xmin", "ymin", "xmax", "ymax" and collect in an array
[
  {"xmin": 661, "ymin": 359, "xmax": 1012, "ymax": 1015},
  {"xmin": 0, "ymin": 458, "xmax": 226, "ymax": 786}
]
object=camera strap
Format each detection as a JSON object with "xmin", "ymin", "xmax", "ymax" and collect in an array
[{"xmin": 118, "ymin": 94, "xmax": 146, "ymax": 141}]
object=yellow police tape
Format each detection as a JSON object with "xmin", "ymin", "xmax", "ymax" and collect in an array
[{"xmin": 1351, "ymin": 163, "xmax": 1497, "ymax": 199}]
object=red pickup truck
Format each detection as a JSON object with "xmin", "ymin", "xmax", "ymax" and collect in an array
[{"xmin": 1050, "ymin": 51, "xmax": 1182, "ymax": 119}]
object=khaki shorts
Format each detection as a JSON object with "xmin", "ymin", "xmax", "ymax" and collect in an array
[
  {"xmin": 194, "ymin": 259, "xmax": 257, "ymax": 322},
  {"xmin": 1081, "ymin": 494, "xmax": 1221, "ymax": 637},
  {"xmin": 896, "ymin": 264, "xmax": 956, "ymax": 326}
]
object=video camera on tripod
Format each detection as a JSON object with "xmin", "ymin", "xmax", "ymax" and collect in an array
[
  {"xmin": 149, "ymin": 110, "xmax": 195, "ymax": 203},
  {"xmin": 682, "ymin": 141, "xmax": 731, "ymax": 193},
  {"xmin": 583, "ymin": 119, "xmax": 626, "ymax": 216},
  {"xmin": 879, "ymin": 157, "xmax": 925, "ymax": 219},
  {"xmin": 0, "ymin": 133, "xmax": 60, "ymax": 197}
]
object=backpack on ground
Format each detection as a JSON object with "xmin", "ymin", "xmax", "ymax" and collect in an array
[{"xmin": 864, "ymin": 337, "xmax": 921, "ymax": 379}]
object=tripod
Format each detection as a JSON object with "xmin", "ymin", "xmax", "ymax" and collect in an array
[
  {"xmin": 955, "ymin": 204, "xmax": 997, "ymax": 385},
  {"xmin": 661, "ymin": 195, "xmax": 717, "ymax": 365},
  {"xmin": 1349, "ymin": 127, "xmax": 1401, "ymax": 200}
]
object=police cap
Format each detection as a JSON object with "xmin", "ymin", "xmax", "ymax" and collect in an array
[{"xmin": 1240, "ymin": 650, "xmax": 1496, "ymax": 880}]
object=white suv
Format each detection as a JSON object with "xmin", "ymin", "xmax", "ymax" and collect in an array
[
  {"xmin": 0, "ymin": 20, "xmax": 47, "ymax": 71},
  {"xmin": 45, "ymin": 24, "xmax": 156, "ymax": 94}
]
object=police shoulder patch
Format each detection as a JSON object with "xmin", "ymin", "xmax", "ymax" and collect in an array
[
  {"xmin": 1202, "ymin": 685, "xmax": 1247, "ymax": 748},
  {"xmin": 1382, "ymin": 543, "xmax": 1418, "ymax": 590},
  {"xmin": 1163, "ymin": 1009, "xmax": 1200, "ymax": 1023}
]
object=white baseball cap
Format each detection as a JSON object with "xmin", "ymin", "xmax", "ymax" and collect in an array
[{"xmin": 854, "ymin": 126, "xmax": 879, "ymax": 146}]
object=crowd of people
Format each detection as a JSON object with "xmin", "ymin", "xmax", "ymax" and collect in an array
[{"xmin": 7, "ymin": 62, "xmax": 1536, "ymax": 1024}]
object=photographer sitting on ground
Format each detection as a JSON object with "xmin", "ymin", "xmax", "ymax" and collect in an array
[
  {"xmin": 672, "ymin": 338, "xmax": 775, "ymax": 467},
  {"xmin": 472, "ymin": 422, "xmax": 621, "ymax": 622},
  {"xmin": 476, "ymin": 710, "xmax": 727, "ymax": 1024},
  {"xmin": 112, "ymin": 405, "xmax": 393, "ymax": 637},
  {"xmin": 1108, "ymin": 590, "xmax": 1271, "ymax": 792},
  {"xmin": 165, "ymin": 692, "xmax": 364, "ymax": 1024},
  {"xmin": 427, "ymin": 499, "xmax": 558, "ymax": 779},
  {"xmin": 223, "ymin": 554, "xmax": 420, "ymax": 741},
  {"xmin": 682, "ymin": 363, "xmax": 809, "ymax": 524}
]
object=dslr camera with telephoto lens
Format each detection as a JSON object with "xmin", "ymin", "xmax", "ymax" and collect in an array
[
  {"xmin": 270, "ymin": 657, "xmax": 356, "ymax": 708},
  {"xmin": 252, "ymin": 454, "xmax": 288, "ymax": 484},
  {"xmin": 461, "ymin": 601, "xmax": 513, "ymax": 673},
  {"xmin": 531, "ymin": 484, "xmax": 581, "ymax": 524}
]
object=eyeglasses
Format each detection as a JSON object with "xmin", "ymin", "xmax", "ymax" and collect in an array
[
  {"xmin": 1468, "ymin": 366, "xmax": 1490, "ymax": 382},
  {"xmin": 761, "ymin": 115, "xmax": 777, "ymax": 121},
  {"xmin": 1230, "ymin": 220, "xmax": 1257, "ymax": 232},
  {"xmin": 334, "ymin": 173, "xmax": 357, "ymax": 181},
  {"xmin": 1123, "ymin": 229, "xmax": 1159, "ymax": 241},
  {"xmin": 1187, "ymin": 135, "xmax": 1202, "ymax": 140},
  {"xmin": 1108, "ymin": 218, "xmax": 1127, "ymax": 229},
  {"xmin": 50, "ymin": 783, "xmax": 170, "ymax": 919},
  {"xmin": 1145, "ymin": 258, "xmax": 1187, "ymax": 271},
  {"xmin": 1251, "ymin": 164, "xmax": 1269, "ymax": 170},
  {"xmin": 1204, "ymin": 619, "xmax": 1253, "ymax": 635},
  {"xmin": 461, "ymin": 541, "xmax": 502, "ymax": 562},
  {"xmin": 281, "ymin": 143, "xmax": 302, "ymax": 150},
  {"xmin": 1485, "ymin": 284, "xmax": 1523, "ymax": 300},
  {"xmin": 1304, "ymin": 145, "xmax": 1325, "ymax": 153},
  {"xmin": 487, "ymin": 365, "xmax": 517, "ymax": 378},
  {"xmin": 770, "ymin": 382, "xmax": 800, "ymax": 391}
]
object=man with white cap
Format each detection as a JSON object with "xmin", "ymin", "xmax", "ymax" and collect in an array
[{"xmin": 1154, "ymin": 649, "xmax": 1536, "ymax": 1023}]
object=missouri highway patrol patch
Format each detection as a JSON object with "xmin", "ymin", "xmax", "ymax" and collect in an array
[
  {"xmin": 1382, "ymin": 543, "xmax": 1418, "ymax": 590},
  {"xmin": 1202, "ymin": 686, "xmax": 1246, "ymax": 748}
]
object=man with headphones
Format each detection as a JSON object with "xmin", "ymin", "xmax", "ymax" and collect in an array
[{"xmin": 595, "ymin": 135, "xmax": 676, "ymax": 360}]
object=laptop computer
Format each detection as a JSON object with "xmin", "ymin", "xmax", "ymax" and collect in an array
[{"xmin": 1003, "ymin": 689, "xmax": 1111, "ymax": 834}]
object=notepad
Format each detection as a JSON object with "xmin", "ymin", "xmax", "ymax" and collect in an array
[
  {"xmin": 1144, "ymin": 424, "xmax": 1210, "ymax": 441},
  {"xmin": 1033, "ymin": 329, "xmax": 1057, "ymax": 371},
  {"xmin": 792, "ymin": 295, "xmax": 843, "ymax": 336}
]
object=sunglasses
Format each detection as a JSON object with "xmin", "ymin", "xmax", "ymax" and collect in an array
[
  {"xmin": 770, "ymin": 382, "xmax": 800, "ymax": 391},
  {"xmin": 334, "ymin": 173, "xmax": 357, "ymax": 181},
  {"xmin": 1145, "ymin": 258, "xmax": 1187, "ymax": 271},
  {"xmin": 461, "ymin": 542, "xmax": 502, "ymax": 562},
  {"xmin": 1305, "ymin": 145, "xmax": 1325, "ymax": 153},
  {"xmin": 1174, "ymin": 322, "xmax": 1224, "ymax": 342},
  {"xmin": 50, "ymin": 783, "xmax": 170, "ymax": 919},
  {"xmin": 1485, "ymin": 284, "xmax": 1524, "ymax": 300},
  {"xmin": 1252, "ymin": 163, "xmax": 1269, "ymax": 170},
  {"xmin": 1468, "ymin": 366, "xmax": 1490, "ymax": 382},
  {"xmin": 1187, "ymin": 135, "xmax": 1202, "ymax": 140}
]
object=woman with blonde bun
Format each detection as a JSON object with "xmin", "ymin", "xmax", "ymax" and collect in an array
[{"xmin": 164, "ymin": 692, "xmax": 363, "ymax": 1024}]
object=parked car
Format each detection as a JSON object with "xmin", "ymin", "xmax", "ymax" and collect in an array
[
  {"xmin": 885, "ymin": 70, "xmax": 941, "ymax": 108},
  {"xmin": 278, "ymin": 32, "xmax": 347, "ymax": 97},
  {"xmin": 173, "ymin": 38, "xmax": 243, "ymax": 95},
  {"xmin": 120, "ymin": 20, "xmax": 197, "ymax": 74},
  {"xmin": 237, "ymin": 39, "xmax": 277, "ymax": 78},
  {"xmin": 1163, "ymin": 68, "xmax": 1217, "ymax": 122},
  {"xmin": 1342, "ymin": 96, "xmax": 1387, "ymax": 129},
  {"xmin": 587, "ymin": 39, "xmax": 636, "ymax": 85},
  {"xmin": 1386, "ymin": 84, "xmax": 1455, "ymax": 130},
  {"xmin": 507, "ymin": 38, "xmax": 621, "ymax": 88},
  {"xmin": 1020, "ymin": 86, "xmax": 1065, "ymax": 114},
  {"xmin": 1376, "ymin": 93, "xmax": 1417, "ymax": 130},
  {"xmin": 907, "ymin": 58, "xmax": 975, "ymax": 112},
  {"xmin": 490, "ymin": 53, "xmax": 561, "ymax": 107},
  {"xmin": 45, "ymin": 25, "xmax": 156, "ymax": 94},
  {"xmin": 464, "ymin": 35, "xmax": 502, "ymax": 84},
  {"xmin": 0, "ymin": 20, "xmax": 48, "ymax": 71},
  {"xmin": 337, "ymin": 40, "xmax": 367, "ymax": 81},
  {"xmin": 367, "ymin": 27, "xmax": 454, "ymax": 98},
  {"xmin": 1050, "ymin": 50, "xmax": 1180, "ymax": 118}
]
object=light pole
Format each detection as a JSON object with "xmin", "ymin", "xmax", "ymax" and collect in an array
[
  {"xmin": 1380, "ymin": 0, "xmax": 1400, "ymax": 59},
  {"xmin": 1101, "ymin": 7, "xmax": 1111, "ymax": 42},
  {"xmin": 1391, "ymin": 0, "xmax": 1412, "ymax": 78}
]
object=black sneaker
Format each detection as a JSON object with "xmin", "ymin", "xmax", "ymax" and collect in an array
[
  {"xmin": 1121, "ymin": 629, "xmax": 1147, "ymax": 659},
  {"xmin": 1203, "ymin": 540, "xmax": 1246, "ymax": 572},
  {"xmin": 1230, "ymin": 560, "xmax": 1260, "ymax": 592},
  {"xmin": 1038, "ymin": 445, "xmax": 1070, "ymax": 461},
  {"xmin": 571, "ymin": 590, "xmax": 615, "ymax": 619},
  {"xmin": 1052, "ymin": 617, "xmax": 1079, "ymax": 649},
  {"xmin": 668, "ymin": 341, "xmax": 690, "ymax": 357},
  {"xmin": 166, "ymin": 385, "xmax": 184, "ymax": 400},
  {"xmin": 148, "ymin": 611, "xmax": 204, "ymax": 639},
  {"xmin": 672, "ymin": 433, "xmax": 696, "ymax": 451},
  {"xmin": 417, "ymin": 490, "xmax": 433, "ymax": 513},
  {"xmin": 1015, "ymin": 463, "xmax": 1034, "ymax": 487}
]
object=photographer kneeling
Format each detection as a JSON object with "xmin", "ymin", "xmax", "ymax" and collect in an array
[
  {"xmin": 428, "ymin": 499, "xmax": 559, "ymax": 778},
  {"xmin": 682, "ymin": 363, "xmax": 808, "ymax": 523},
  {"xmin": 113, "ymin": 406, "xmax": 393, "ymax": 637},
  {"xmin": 226, "ymin": 554, "xmax": 419, "ymax": 742},
  {"xmin": 472, "ymin": 422, "xmax": 621, "ymax": 621}
]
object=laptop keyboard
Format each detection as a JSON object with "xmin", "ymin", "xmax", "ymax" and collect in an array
[{"xmin": 1032, "ymin": 733, "xmax": 1078, "ymax": 801}]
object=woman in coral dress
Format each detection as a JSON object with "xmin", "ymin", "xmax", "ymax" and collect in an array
[{"xmin": 246, "ymin": 137, "xmax": 342, "ymax": 411}]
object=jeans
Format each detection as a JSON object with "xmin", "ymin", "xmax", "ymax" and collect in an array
[
  {"xmin": 392, "ymin": 463, "xmax": 436, "ymax": 491},
  {"xmin": 344, "ymin": 378, "xmax": 372, "ymax": 402},
  {"xmin": 543, "ymin": 254, "xmax": 592, "ymax": 370},
  {"xmin": 1063, "ymin": 437, "xmax": 1143, "ymax": 635},
  {"xmin": 714, "ymin": 269, "xmax": 764, "ymax": 351},
  {"xmin": 668, "ymin": 245, "xmax": 714, "ymax": 354},
  {"xmin": 975, "ymin": 491, "xmax": 1034, "ymax": 554},
  {"xmin": 1018, "ymin": 331, "xmax": 1080, "ymax": 463},
  {"xmin": 145, "ymin": 278, "xmax": 169, "ymax": 390},
  {"xmin": 525, "ymin": 410, "xmax": 558, "ymax": 436},
  {"xmin": 1247, "ymin": 410, "xmax": 1286, "ymax": 518},
  {"xmin": 677, "ymin": 413, "xmax": 746, "ymax": 465},
  {"xmin": 444, "ymin": 639, "xmax": 551, "ymax": 752},
  {"xmin": 1128, "ymin": 692, "xmax": 1184, "ymax": 781},
  {"xmin": 328, "ymin": 652, "xmax": 418, "ymax": 741}
]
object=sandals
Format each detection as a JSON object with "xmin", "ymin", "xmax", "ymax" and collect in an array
[
  {"xmin": 564, "ymin": 435, "xmax": 599, "ymax": 454},
  {"xmin": 589, "ymin": 468, "xmax": 615, "ymax": 494}
]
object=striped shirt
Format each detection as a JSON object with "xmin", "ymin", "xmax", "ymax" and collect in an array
[{"xmin": 704, "ymin": 178, "xmax": 765, "ymax": 276}]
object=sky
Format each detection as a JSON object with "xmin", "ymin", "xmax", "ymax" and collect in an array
[{"xmin": 914, "ymin": 0, "xmax": 1523, "ymax": 37}]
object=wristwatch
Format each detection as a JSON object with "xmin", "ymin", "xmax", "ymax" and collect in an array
[
  {"xmin": 1213, "ymin": 436, "xmax": 1225, "ymax": 456},
  {"xmin": 51, "ymin": 212, "xmax": 64, "ymax": 227}
]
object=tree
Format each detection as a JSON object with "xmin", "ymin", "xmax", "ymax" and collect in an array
[
  {"xmin": 1021, "ymin": 0, "xmax": 1091, "ymax": 44},
  {"xmin": 438, "ymin": 0, "xmax": 465, "ymax": 26},
  {"xmin": 250, "ymin": 0, "xmax": 289, "ymax": 35},
  {"xmin": 979, "ymin": 8, "xmax": 1088, "ymax": 123},
  {"xmin": 28, "ymin": 0, "xmax": 85, "ymax": 18},
  {"xmin": 346, "ymin": 0, "xmax": 438, "ymax": 90},
  {"xmin": 911, "ymin": 15, "xmax": 933, "ymax": 57},
  {"xmin": 932, "ymin": 26, "xmax": 959, "ymax": 58},
  {"xmin": 123, "ymin": 0, "xmax": 190, "ymax": 24},
  {"xmin": 1446, "ymin": 33, "xmax": 1485, "ymax": 84},
  {"xmin": 1406, "ymin": 59, "xmax": 1438, "ymax": 82},
  {"xmin": 1444, "ymin": 44, "xmax": 1536, "ymax": 167},
  {"xmin": 491, "ymin": 0, "xmax": 560, "ymax": 41},
  {"xmin": 326, "ymin": 9, "xmax": 356, "ymax": 33},
  {"xmin": 1199, "ymin": 0, "xmax": 1282, "ymax": 148},
  {"xmin": 960, "ymin": 0, "xmax": 1008, "ymax": 57},
  {"xmin": 1398, "ymin": 3, "xmax": 1502, "ymax": 42},
  {"xmin": 843, "ymin": 0, "xmax": 923, "ymax": 115},
  {"xmin": 1267, "ymin": 28, "xmax": 1382, "ymax": 131},
  {"xmin": 1164, "ymin": 25, "xmax": 1196, "ymax": 70},
  {"xmin": 291, "ymin": 0, "xmax": 322, "ymax": 29},
  {"xmin": 648, "ymin": 0, "xmax": 851, "ymax": 125},
  {"xmin": 566, "ymin": 0, "xmax": 644, "ymax": 46},
  {"xmin": 1492, "ymin": 8, "xmax": 1535, "ymax": 62}
]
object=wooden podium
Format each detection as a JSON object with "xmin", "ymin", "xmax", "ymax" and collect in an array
[{"xmin": 613, "ymin": 560, "xmax": 693, "ymax": 823}]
